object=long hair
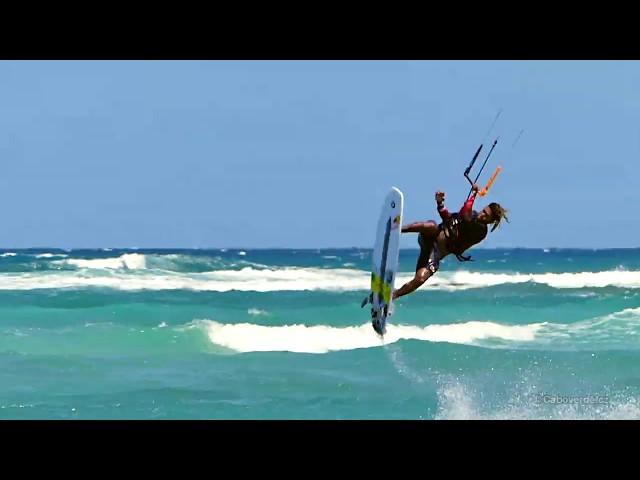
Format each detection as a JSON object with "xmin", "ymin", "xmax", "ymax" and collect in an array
[{"xmin": 488, "ymin": 202, "xmax": 509, "ymax": 232}]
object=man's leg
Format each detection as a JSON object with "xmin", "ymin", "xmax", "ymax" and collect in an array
[
  {"xmin": 401, "ymin": 220, "xmax": 439, "ymax": 237},
  {"xmin": 393, "ymin": 267, "xmax": 433, "ymax": 299},
  {"xmin": 392, "ymin": 237, "xmax": 441, "ymax": 300}
]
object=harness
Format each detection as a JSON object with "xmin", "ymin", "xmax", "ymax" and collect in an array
[{"xmin": 440, "ymin": 212, "xmax": 477, "ymax": 262}]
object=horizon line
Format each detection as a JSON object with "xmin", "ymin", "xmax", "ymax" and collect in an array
[{"xmin": 1, "ymin": 246, "xmax": 640, "ymax": 251}]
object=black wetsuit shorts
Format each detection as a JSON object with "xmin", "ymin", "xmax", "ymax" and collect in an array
[{"xmin": 417, "ymin": 233, "xmax": 440, "ymax": 274}]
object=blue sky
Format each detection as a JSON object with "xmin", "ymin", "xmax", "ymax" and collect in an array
[{"xmin": 0, "ymin": 60, "xmax": 637, "ymax": 249}]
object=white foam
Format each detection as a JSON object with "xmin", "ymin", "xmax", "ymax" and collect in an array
[
  {"xmin": 198, "ymin": 320, "xmax": 543, "ymax": 354},
  {"xmin": 566, "ymin": 292, "xmax": 598, "ymax": 298},
  {"xmin": 434, "ymin": 379, "xmax": 640, "ymax": 420},
  {"xmin": 535, "ymin": 307, "xmax": 640, "ymax": 348},
  {"xmin": 1, "ymin": 267, "xmax": 640, "ymax": 292},
  {"xmin": 196, "ymin": 267, "xmax": 366, "ymax": 291},
  {"xmin": 248, "ymin": 308, "xmax": 268, "ymax": 316},
  {"xmin": 0, "ymin": 253, "xmax": 16, "ymax": 257},
  {"xmin": 236, "ymin": 260, "xmax": 272, "ymax": 269},
  {"xmin": 35, "ymin": 253, "xmax": 68, "ymax": 259},
  {"xmin": 238, "ymin": 251, "xmax": 247, "ymax": 256},
  {"xmin": 55, "ymin": 253, "xmax": 147, "ymax": 270},
  {"xmin": 416, "ymin": 269, "xmax": 640, "ymax": 290},
  {"xmin": 436, "ymin": 382, "xmax": 481, "ymax": 420}
]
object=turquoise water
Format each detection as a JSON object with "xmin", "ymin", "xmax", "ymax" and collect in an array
[{"xmin": 1, "ymin": 248, "xmax": 639, "ymax": 419}]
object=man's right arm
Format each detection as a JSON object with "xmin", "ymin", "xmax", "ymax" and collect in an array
[
  {"xmin": 459, "ymin": 184, "xmax": 480, "ymax": 221},
  {"xmin": 436, "ymin": 191, "xmax": 450, "ymax": 221}
]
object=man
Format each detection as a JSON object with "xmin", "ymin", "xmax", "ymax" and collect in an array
[{"xmin": 392, "ymin": 184, "xmax": 509, "ymax": 299}]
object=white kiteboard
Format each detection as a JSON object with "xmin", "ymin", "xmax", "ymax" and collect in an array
[{"xmin": 361, "ymin": 187, "xmax": 403, "ymax": 336}]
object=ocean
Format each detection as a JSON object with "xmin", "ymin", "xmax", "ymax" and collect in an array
[{"xmin": 0, "ymin": 247, "xmax": 639, "ymax": 420}]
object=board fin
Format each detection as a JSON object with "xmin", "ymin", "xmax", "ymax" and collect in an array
[{"xmin": 360, "ymin": 292, "xmax": 373, "ymax": 308}]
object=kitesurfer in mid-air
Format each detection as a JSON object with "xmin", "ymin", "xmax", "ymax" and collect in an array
[{"xmin": 392, "ymin": 183, "xmax": 509, "ymax": 300}]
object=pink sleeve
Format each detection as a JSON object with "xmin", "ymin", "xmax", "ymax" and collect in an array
[{"xmin": 460, "ymin": 193, "xmax": 477, "ymax": 219}]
